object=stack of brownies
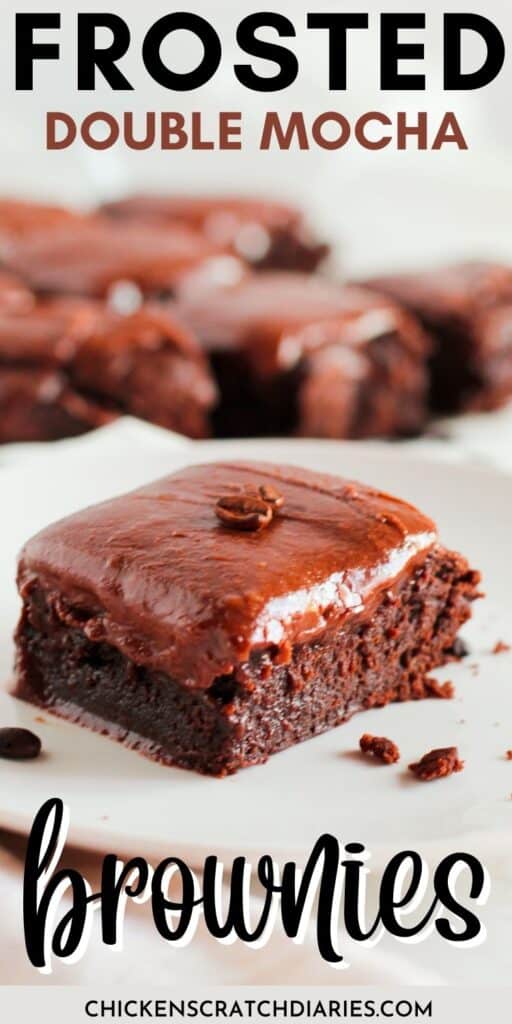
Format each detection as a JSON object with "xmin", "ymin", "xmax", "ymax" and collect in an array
[{"xmin": 1, "ymin": 194, "xmax": 512, "ymax": 443}]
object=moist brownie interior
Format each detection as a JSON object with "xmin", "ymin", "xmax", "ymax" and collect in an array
[{"xmin": 175, "ymin": 272, "xmax": 431, "ymax": 439}]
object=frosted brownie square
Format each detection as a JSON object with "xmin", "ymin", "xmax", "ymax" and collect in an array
[{"xmin": 14, "ymin": 461, "xmax": 480, "ymax": 775}]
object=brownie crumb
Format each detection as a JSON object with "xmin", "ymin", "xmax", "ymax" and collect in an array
[
  {"xmin": 409, "ymin": 746, "xmax": 464, "ymax": 782},
  {"xmin": 425, "ymin": 678, "xmax": 455, "ymax": 699},
  {"xmin": 360, "ymin": 733, "xmax": 400, "ymax": 764},
  {"xmin": 493, "ymin": 640, "xmax": 510, "ymax": 655}
]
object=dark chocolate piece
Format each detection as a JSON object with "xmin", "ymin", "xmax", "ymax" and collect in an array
[
  {"xmin": 14, "ymin": 460, "xmax": 480, "ymax": 775},
  {"xmin": 364, "ymin": 262, "xmax": 512, "ymax": 413},
  {"xmin": 448, "ymin": 637, "xmax": 469, "ymax": 659},
  {"xmin": 175, "ymin": 271, "xmax": 431, "ymax": 439},
  {"xmin": 101, "ymin": 194, "xmax": 329, "ymax": 272},
  {"xmin": 0, "ymin": 727, "xmax": 42, "ymax": 760}
]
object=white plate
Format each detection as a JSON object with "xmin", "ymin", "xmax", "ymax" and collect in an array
[{"xmin": 0, "ymin": 437, "xmax": 511, "ymax": 865}]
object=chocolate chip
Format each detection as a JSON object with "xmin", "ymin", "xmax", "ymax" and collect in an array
[
  {"xmin": 408, "ymin": 746, "xmax": 463, "ymax": 782},
  {"xmin": 0, "ymin": 727, "xmax": 42, "ymax": 760},
  {"xmin": 449, "ymin": 637, "xmax": 470, "ymax": 659},
  {"xmin": 215, "ymin": 494, "xmax": 273, "ymax": 532},
  {"xmin": 258, "ymin": 484, "xmax": 284, "ymax": 510}
]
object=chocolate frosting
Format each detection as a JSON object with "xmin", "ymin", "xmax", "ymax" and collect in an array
[
  {"xmin": 18, "ymin": 461, "xmax": 437, "ymax": 689},
  {"xmin": 175, "ymin": 272, "xmax": 429, "ymax": 377},
  {"xmin": 102, "ymin": 194, "xmax": 305, "ymax": 233},
  {"xmin": 365, "ymin": 261, "xmax": 512, "ymax": 329},
  {"xmin": 0, "ymin": 298, "xmax": 206, "ymax": 368},
  {"xmin": 100, "ymin": 194, "xmax": 322, "ymax": 262},
  {"xmin": 5, "ymin": 220, "xmax": 229, "ymax": 299},
  {"xmin": 0, "ymin": 299, "xmax": 107, "ymax": 366},
  {"xmin": 0, "ymin": 198, "xmax": 86, "ymax": 243}
]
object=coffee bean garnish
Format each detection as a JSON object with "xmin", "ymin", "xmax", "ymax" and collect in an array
[
  {"xmin": 0, "ymin": 727, "xmax": 42, "ymax": 761},
  {"xmin": 216, "ymin": 494, "xmax": 273, "ymax": 532},
  {"xmin": 258, "ymin": 484, "xmax": 284, "ymax": 510},
  {"xmin": 216, "ymin": 483, "xmax": 285, "ymax": 532}
]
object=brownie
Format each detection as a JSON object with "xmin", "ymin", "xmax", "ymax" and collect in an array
[
  {"xmin": 0, "ymin": 298, "xmax": 216, "ymax": 443},
  {"xmin": 0, "ymin": 369, "xmax": 115, "ymax": 444},
  {"xmin": 13, "ymin": 460, "xmax": 480, "ymax": 776},
  {"xmin": 364, "ymin": 262, "xmax": 512, "ymax": 413},
  {"xmin": 68, "ymin": 304, "xmax": 217, "ymax": 438},
  {"xmin": 175, "ymin": 271, "xmax": 431, "ymax": 438},
  {"xmin": 101, "ymin": 194, "xmax": 329, "ymax": 272},
  {"xmin": 0, "ymin": 298, "xmax": 114, "ymax": 442},
  {"xmin": 0, "ymin": 198, "xmax": 86, "ymax": 243},
  {"xmin": 0, "ymin": 271, "xmax": 34, "ymax": 314},
  {"xmin": 4, "ymin": 219, "xmax": 232, "ymax": 302}
]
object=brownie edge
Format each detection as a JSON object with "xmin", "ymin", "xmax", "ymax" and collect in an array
[{"xmin": 14, "ymin": 548, "xmax": 480, "ymax": 776}]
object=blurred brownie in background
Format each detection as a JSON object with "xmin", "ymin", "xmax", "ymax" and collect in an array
[
  {"xmin": 69, "ymin": 304, "xmax": 216, "ymax": 438},
  {"xmin": 175, "ymin": 271, "xmax": 430, "ymax": 439},
  {"xmin": 364, "ymin": 262, "xmax": 512, "ymax": 413},
  {"xmin": 101, "ymin": 194, "xmax": 329, "ymax": 273},
  {"xmin": 0, "ymin": 198, "xmax": 88, "ymax": 244},
  {"xmin": 3, "ymin": 218, "xmax": 236, "ymax": 303},
  {"xmin": 0, "ymin": 368, "xmax": 116, "ymax": 444},
  {"xmin": 0, "ymin": 271, "xmax": 34, "ymax": 314},
  {"xmin": 0, "ymin": 298, "xmax": 216, "ymax": 443},
  {"xmin": 0, "ymin": 299, "xmax": 114, "ymax": 443}
]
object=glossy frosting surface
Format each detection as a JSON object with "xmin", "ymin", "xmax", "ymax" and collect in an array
[
  {"xmin": 5, "ymin": 220, "xmax": 226, "ymax": 298},
  {"xmin": 0, "ymin": 298, "xmax": 204, "ymax": 367},
  {"xmin": 0, "ymin": 299, "xmax": 106, "ymax": 365},
  {"xmin": 19, "ymin": 461, "xmax": 437, "ymax": 688},
  {"xmin": 366, "ymin": 261, "xmax": 512, "ymax": 325},
  {"xmin": 0, "ymin": 198, "xmax": 85, "ymax": 242},
  {"xmin": 176, "ymin": 272, "xmax": 428, "ymax": 376},
  {"xmin": 102, "ymin": 194, "xmax": 303, "ymax": 232}
]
